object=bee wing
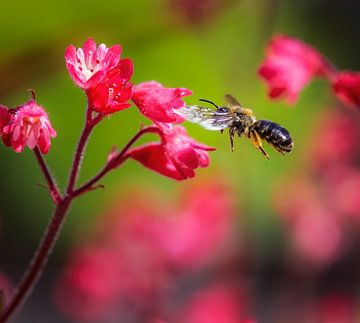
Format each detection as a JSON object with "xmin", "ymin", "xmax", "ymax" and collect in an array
[
  {"xmin": 224, "ymin": 94, "xmax": 242, "ymax": 108},
  {"xmin": 176, "ymin": 105, "xmax": 233, "ymax": 131}
]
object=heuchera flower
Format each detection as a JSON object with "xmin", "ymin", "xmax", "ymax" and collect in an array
[
  {"xmin": 258, "ymin": 35, "xmax": 329, "ymax": 104},
  {"xmin": 130, "ymin": 123, "xmax": 214, "ymax": 180},
  {"xmin": 332, "ymin": 72, "xmax": 360, "ymax": 108},
  {"xmin": 132, "ymin": 81, "xmax": 192, "ymax": 123},
  {"xmin": 2, "ymin": 100, "xmax": 56, "ymax": 154},
  {"xmin": 86, "ymin": 58, "xmax": 134, "ymax": 114},
  {"xmin": 65, "ymin": 38, "xmax": 121, "ymax": 90}
]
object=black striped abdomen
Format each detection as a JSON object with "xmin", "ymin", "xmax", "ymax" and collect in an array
[{"xmin": 253, "ymin": 120, "xmax": 294, "ymax": 153}]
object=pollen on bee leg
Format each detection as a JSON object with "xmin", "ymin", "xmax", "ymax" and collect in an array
[{"xmin": 249, "ymin": 130, "xmax": 270, "ymax": 159}]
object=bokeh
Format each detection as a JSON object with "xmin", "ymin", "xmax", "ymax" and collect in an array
[{"xmin": 1, "ymin": 0, "xmax": 360, "ymax": 322}]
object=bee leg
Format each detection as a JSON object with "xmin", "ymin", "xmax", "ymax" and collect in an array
[
  {"xmin": 229, "ymin": 127, "xmax": 236, "ymax": 152},
  {"xmin": 249, "ymin": 130, "xmax": 269, "ymax": 159},
  {"xmin": 220, "ymin": 129, "xmax": 224, "ymax": 134}
]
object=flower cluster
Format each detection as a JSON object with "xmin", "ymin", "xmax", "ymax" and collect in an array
[
  {"xmin": 0, "ymin": 97, "xmax": 56, "ymax": 154},
  {"xmin": 258, "ymin": 34, "xmax": 360, "ymax": 108},
  {"xmin": 65, "ymin": 39, "xmax": 214, "ymax": 180},
  {"xmin": 273, "ymin": 107, "xmax": 360, "ymax": 267},
  {"xmin": 53, "ymin": 182, "xmax": 255, "ymax": 322}
]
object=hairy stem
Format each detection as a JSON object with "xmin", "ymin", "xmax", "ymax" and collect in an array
[
  {"xmin": 33, "ymin": 147, "xmax": 62, "ymax": 204},
  {"xmin": 0, "ymin": 198, "xmax": 71, "ymax": 322}
]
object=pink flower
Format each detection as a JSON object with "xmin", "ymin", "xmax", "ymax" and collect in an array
[
  {"xmin": 132, "ymin": 81, "xmax": 192, "ymax": 123},
  {"xmin": 53, "ymin": 247, "xmax": 124, "ymax": 321},
  {"xmin": 86, "ymin": 59, "xmax": 134, "ymax": 114},
  {"xmin": 65, "ymin": 38, "xmax": 121, "ymax": 90},
  {"xmin": 179, "ymin": 285, "xmax": 253, "ymax": 323},
  {"xmin": 130, "ymin": 123, "xmax": 214, "ymax": 180},
  {"xmin": 258, "ymin": 35, "xmax": 330, "ymax": 104},
  {"xmin": 0, "ymin": 105, "xmax": 11, "ymax": 135},
  {"xmin": 2, "ymin": 100, "xmax": 56, "ymax": 154},
  {"xmin": 332, "ymin": 72, "xmax": 360, "ymax": 108}
]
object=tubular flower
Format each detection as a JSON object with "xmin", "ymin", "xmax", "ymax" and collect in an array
[
  {"xmin": 2, "ymin": 100, "xmax": 56, "ymax": 154},
  {"xmin": 65, "ymin": 38, "xmax": 122, "ymax": 90},
  {"xmin": 130, "ymin": 123, "xmax": 214, "ymax": 180},
  {"xmin": 332, "ymin": 72, "xmax": 360, "ymax": 108},
  {"xmin": 86, "ymin": 59, "xmax": 134, "ymax": 114},
  {"xmin": 258, "ymin": 35, "xmax": 330, "ymax": 104},
  {"xmin": 131, "ymin": 81, "xmax": 192, "ymax": 123}
]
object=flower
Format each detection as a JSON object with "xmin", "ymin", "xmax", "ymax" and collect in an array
[
  {"xmin": 258, "ymin": 35, "xmax": 329, "ymax": 104},
  {"xmin": 129, "ymin": 123, "xmax": 214, "ymax": 180},
  {"xmin": 0, "ymin": 106, "xmax": 11, "ymax": 134},
  {"xmin": 2, "ymin": 100, "xmax": 56, "ymax": 154},
  {"xmin": 179, "ymin": 285, "xmax": 253, "ymax": 323},
  {"xmin": 86, "ymin": 59, "xmax": 134, "ymax": 114},
  {"xmin": 332, "ymin": 72, "xmax": 360, "ymax": 108},
  {"xmin": 132, "ymin": 81, "xmax": 192, "ymax": 123},
  {"xmin": 65, "ymin": 38, "xmax": 121, "ymax": 90}
]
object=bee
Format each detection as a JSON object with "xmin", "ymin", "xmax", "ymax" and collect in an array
[{"xmin": 177, "ymin": 94, "xmax": 294, "ymax": 159}]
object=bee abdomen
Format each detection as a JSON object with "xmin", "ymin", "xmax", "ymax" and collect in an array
[{"xmin": 253, "ymin": 120, "xmax": 294, "ymax": 153}]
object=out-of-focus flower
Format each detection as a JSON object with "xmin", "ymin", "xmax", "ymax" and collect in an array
[
  {"xmin": 53, "ymin": 247, "xmax": 123, "ymax": 321},
  {"xmin": 273, "ymin": 175, "xmax": 344, "ymax": 266},
  {"xmin": 132, "ymin": 81, "xmax": 192, "ymax": 123},
  {"xmin": 258, "ymin": 35, "xmax": 330, "ymax": 104},
  {"xmin": 332, "ymin": 72, "xmax": 360, "ymax": 108},
  {"xmin": 54, "ymin": 181, "xmax": 238, "ymax": 321},
  {"xmin": 323, "ymin": 166, "xmax": 360, "ymax": 219},
  {"xmin": 131, "ymin": 182, "xmax": 235, "ymax": 269},
  {"xmin": 65, "ymin": 38, "xmax": 121, "ymax": 90},
  {"xmin": 86, "ymin": 58, "xmax": 133, "ymax": 114},
  {"xmin": 317, "ymin": 294, "xmax": 357, "ymax": 323},
  {"xmin": 130, "ymin": 123, "xmax": 214, "ymax": 180},
  {"xmin": 178, "ymin": 284, "xmax": 254, "ymax": 323},
  {"xmin": 307, "ymin": 109, "xmax": 360, "ymax": 170},
  {"xmin": 169, "ymin": 0, "xmax": 232, "ymax": 26},
  {"xmin": 2, "ymin": 100, "xmax": 56, "ymax": 154}
]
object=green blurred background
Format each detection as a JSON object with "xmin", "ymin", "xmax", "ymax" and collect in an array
[{"xmin": 0, "ymin": 0, "xmax": 359, "ymax": 321}]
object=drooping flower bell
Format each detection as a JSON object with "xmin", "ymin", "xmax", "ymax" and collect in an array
[
  {"xmin": 258, "ymin": 35, "xmax": 331, "ymax": 104},
  {"xmin": 332, "ymin": 72, "xmax": 360, "ymax": 108},
  {"xmin": 130, "ymin": 123, "xmax": 214, "ymax": 180},
  {"xmin": 132, "ymin": 81, "xmax": 192, "ymax": 123},
  {"xmin": 2, "ymin": 99, "xmax": 56, "ymax": 154}
]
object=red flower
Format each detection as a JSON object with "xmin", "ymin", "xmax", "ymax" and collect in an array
[
  {"xmin": 332, "ymin": 72, "xmax": 360, "ymax": 108},
  {"xmin": 2, "ymin": 100, "xmax": 56, "ymax": 154},
  {"xmin": 65, "ymin": 38, "xmax": 121, "ymax": 90},
  {"xmin": 258, "ymin": 35, "xmax": 330, "ymax": 104},
  {"xmin": 132, "ymin": 81, "xmax": 192, "ymax": 123},
  {"xmin": 0, "ymin": 105, "xmax": 11, "ymax": 135},
  {"xmin": 129, "ymin": 123, "xmax": 214, "ymax": 180},
  {"xmin": 86, "ymin": 59, "xmax": 134, "ymax": 114}
]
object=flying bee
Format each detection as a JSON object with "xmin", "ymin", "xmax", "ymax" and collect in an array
[{"xmin": 176, "ymin": 94, "xmax": 294, "ymax": 159}]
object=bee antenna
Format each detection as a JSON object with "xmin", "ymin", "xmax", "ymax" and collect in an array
[{"xmin": 199, "ymin": 99, "xmax": 219, "ymax": 109}]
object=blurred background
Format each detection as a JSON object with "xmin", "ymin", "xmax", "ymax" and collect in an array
[{"xmin": 1, "ymin": 0, "xmax": 360, "ymax": 322}]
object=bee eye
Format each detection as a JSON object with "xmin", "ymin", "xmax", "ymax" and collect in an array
[{"xmin": 217, "ymin": 107, "xmax": 229, "ymax": 113}]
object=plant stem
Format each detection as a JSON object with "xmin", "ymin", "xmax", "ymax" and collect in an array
[
  {"xmin": 0, "ymin": 198, "xmax": 71, "ymax": 322},
  {"xmin": 73, "ymin": 125, "xmax": 161, "ymax": 197},
  {"xmin": 33, "ymin": 147, "xmax": 62, "ymax": 204},
  {"xmin": 66, "ymin": 108, "xmax": 95, "ymax": 195}
]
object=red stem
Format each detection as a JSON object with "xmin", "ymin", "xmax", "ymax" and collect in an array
[
  {"xmin": 66, "ymin": 109, "xmax": 97, "ymax": 195},
  {"xmin": 73, "ymin": 125, "xmax": 161, "ymax": 198},
  {"xmin": 33, "ymin": 147, "xmax": 62, "ymax": 204},
  {"xmin": 0, "ymin": 198, "xmax": 71, "ymax": 322}
]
